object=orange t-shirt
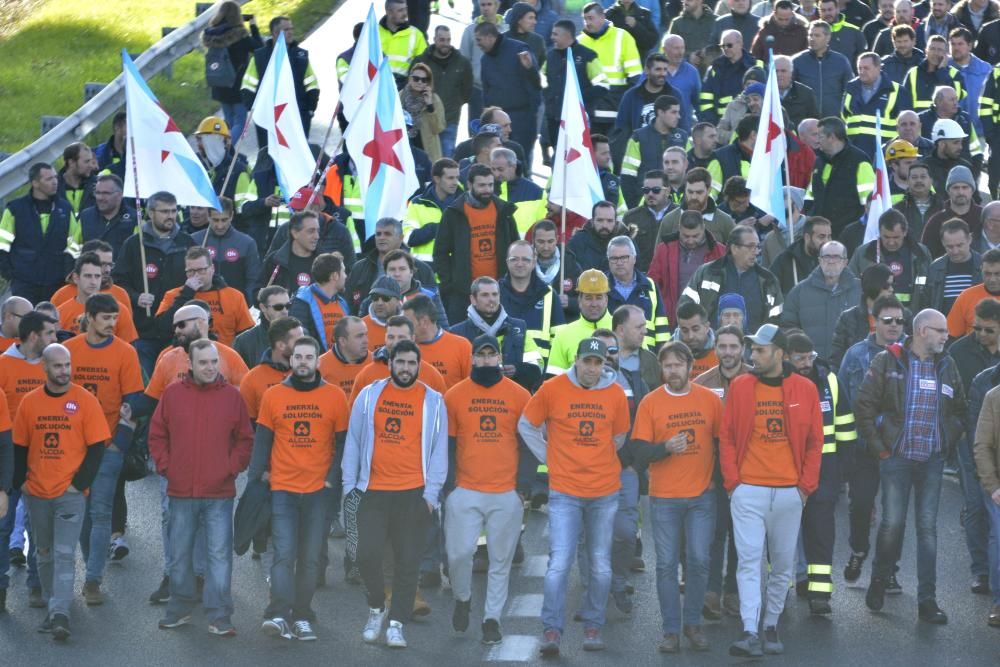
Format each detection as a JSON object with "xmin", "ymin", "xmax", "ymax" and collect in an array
[
  {"xmin": 522, "ymin": 374, "xmax": 629, "ymax": 497},
  {"xmin": 0, "ymin": 391, "xmax": 12, "ymax": 432},
  {"xmin": 691, "ymin": 349, "xmax": 718, "ymax": 380},
  {"xmin": 0, "ymin": 353, "xmax": 47, "ymax": 420},
  {"xmin": 239, "ymin": 363, "xmax": 289, "ymax": 419},
  {"xmin": 58, "ymin": 298, "xmax": 138, "ymax": 343},
  {"xmin": 445, "ymin": 376, "xmax": 530, "ymax": 493},
  {"xmin": 318, "ymin": 351, "xmax": 368, "ymax": 398},
  {"xmin": 156, "ymin": 285, "xmax": 255, "ymax": 346},
  {"xmin": 64, "ymin": 334, "xmax": 145, "ymax": 433},
  {"xmin": 145, "ymin": 343, "xmax": 249, "ymax": 400},
  {"xmin": 52, "ymin": 284, "xmax": 133, "ymax": 316},
  {"xmin": 947, "ymin": 283, "xmax": 999, "ymax": 338},
  {"xmin": 739, "ymin": 381, "xmax": 799, "ymax": 486},
  {"xmin": 14, "ymin": 383, "xmax": 111, "ymax": 499},
  {"xmin": 312, "ymin": 297, "xmax": 347, "ymax": 348},
  {"xmin": 349, "ymin": 359, "xmax": 446, "ymax": 405},
  {"xmin": 420, "ymin": 331, "xmax": 472, "ymax": 389},
  {"xmin": 466, "ymin": 201, "xmax": 498, "ymax": 280},
  {"xmin": 256, "ymin": 382, "xmax": 349, "ymax": 493},
  {"xmin": 0, "ymin": 336, "xmax": 17, "ymax": 353},
  {"xmin": 363, "ymin": 315, "xmax": 386, "ymax": 352},
  {"xmin": 631, "ymin": 384, "xmax": 722, "ymax": 498},
  {"xmin": 369, "ymin": 382, "xmax": 427, "ymax": 491}
]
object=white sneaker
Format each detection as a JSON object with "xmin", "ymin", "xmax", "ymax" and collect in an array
[
  {"xmin": 362, "ymin": 607, "xmax": 387, "ymax": 643},
  {"xmin": 385, "ymin": 620, "xmax": 407, "ymax": 648}
]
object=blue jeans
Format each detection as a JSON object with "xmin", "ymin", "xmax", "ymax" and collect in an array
[
  {"xmin": 10, "ymin": 497, "xmax": 26, "ymax": 549},
  {"xmin": 160, "ymin": 475, "xmax": 206, "ymax": 577},
  {"xmin": 166, "ymin": 497, "xmax": 234, "ymax": 624},
  {"xmin": 267, "ymin": 490, "xmax": 328, "ymax": 622},
  {"xmin": 220, "ymin": 102, "xmax": 248, "ymax": 143},
  {"xmin": 651, "ymin": 490, "xmax": 717, "ymax": 634},
  {"xmin": 542, "ymin": 490, "xmax": 617, "ymax": 633},
  {"xmin": 80, "ymin": 447, "xmax": 124, "ymax": 584},
  {"xmin": 439, "ymin": 123, "xmax": 458, "ymax": 158},
  {"xmin": 872, "ymin": 453, "xmax": 944, "ymax": 602},
  {"xmin": 0, "ymin": 489, "xmax": 40, "ymax": 591},
  {"xmin": 956, "ymin": 435, "xmax": 990, "ymax": 577},
  {"xmin": 577, "ymin": 469, "xmax": 639, "ymax": 594},
  {"xmin": 982, "ymin": 489, "xmax": 1000, "ymax": 604}
]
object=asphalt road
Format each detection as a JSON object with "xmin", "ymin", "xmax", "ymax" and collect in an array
[{"xmin": 1, "ymin": 471, "xmax": 999, "ymax": 666}]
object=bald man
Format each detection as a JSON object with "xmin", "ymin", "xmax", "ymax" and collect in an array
[
  {"xmin": 0, "ymin": 297, "xmax": 32, "ymax": 351},
  {"xmin": 14, "ymin": 343, "xmax": 115, "ymax": 640}
]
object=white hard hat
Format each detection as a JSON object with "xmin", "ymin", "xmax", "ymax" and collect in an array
[{"xmin": 931, "ymin": 118, "xmax": 968, "ymax": 141}]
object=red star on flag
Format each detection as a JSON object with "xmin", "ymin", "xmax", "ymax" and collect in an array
[
  {"xmin": 362, "ymin": 117, "xmax": 404, "ymax": 182},
  {"xmin": 161, "ymin": 115, "xmax": 181, "ymax": 162},
  {"xmin": 764, "ymin": 117, "xmax": 782, "ymax": 153},
  {"xmin": 274, "ymin": 103, "xmax": 289, "ymax": 148},
  {"xmin": 561, "ymin": 104, "xmax": 597, "ymax": 166}
]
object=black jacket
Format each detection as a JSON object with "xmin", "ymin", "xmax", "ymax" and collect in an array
[
  {"xmin": 810, "ymin": 143, "xmax": 871, "ymax": 236},
  {"xmin": 566, "ymin": 219, "xmax": 630, "ymax": 274},
  {"xmin": 607, "ymin": 1, "xmax": 659, "ymax": 54},
  {"xmin": 202, "ymin": 22, "xmax": 263, "ymax": 104},
  {"xmin": 191, "ymin": 226, "xmax": 262, "ymax": 304},
  {"xmin": 768, "ymin": 238, "xmax": 819, "ymax": 295},
  {"xmin": 914, "ymin": 251, "xmax": 983, "ymax": 316},
  {"xmin": 79, "ymin": 203, "xmax": 138, "ymax": 260},
  {"xmin": 255, "ymin": 242, "xmax": 318, "ymax": 300},
  {"xmin": 949, "ymin": 332, "xmax": 1000, "ymax": 393},
  {"xmin": 345, "ymin": 246, "xmax": 435, "ymax": 314}
]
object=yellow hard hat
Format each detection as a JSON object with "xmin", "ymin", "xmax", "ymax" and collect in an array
[
  {"xmin": 576, "ymin": 269, "xmax": 610, "ymax": 294},
  {"xmin": 885, "ymin": 139, "xmax": 918, "ymax": 162},
  {"xmin": 195, "ymin": 116, "xmax": 230, "ymax": 138}
]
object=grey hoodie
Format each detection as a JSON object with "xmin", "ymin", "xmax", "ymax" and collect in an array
[{"xmin": 517, "ymin": 366, "xmax": 626, "ymax": 464}]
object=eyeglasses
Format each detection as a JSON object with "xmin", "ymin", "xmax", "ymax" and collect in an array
[
  {"xmin": 101, "ymin": 261, "xmax": 115, "ymax": 270},
  {"xmin": 507, "ymin": 256, "xmax": 532, "ymax": 263},
  {"xmin": 974, "ymin": 325, "xmax": 997, "ymax": 334},
  {"xmin": 266, "ymin": 302, "xmax": 288, "ymax": 311},
  {"xmin": 173, "ymin": 318, "xmax": 200, "ymax": 330},
  {"xmin": 879, "ymin": 316, "xmax": 905, "ymax": 325},
  {"xmin": 184, "ymin": 266, "xmax": 210, "ymax": 277},
  {"xmin": 410, "ymin": 75, "xmax": 429, "ymax": 83},
  {"xmin": 642, "ymin": 186, "xmax": 664, "ymax": 194},
  {"xmin": 607, "ymin": 255, "xmax": 633, "ymax": 263}
]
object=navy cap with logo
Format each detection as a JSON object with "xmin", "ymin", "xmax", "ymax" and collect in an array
[{"xmin": 576, "ymin": 337, "xmax": 609, "ymax": 361}]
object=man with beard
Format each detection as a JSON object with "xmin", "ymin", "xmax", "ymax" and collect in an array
[
  {"xmin": 404, "ymin": 159, "xmax": 465, "ymax": 265},
  {"xmin": 238, "ymin": 317, "xmax": 303, "ymax": 423},
  {"xmin": 56, "ymin": 143, "xmax": 98, "ymax": 215},
  {"xmin": 649, "ymin": 211, "xmax": 727, "ymax": 326},
  {"xmin": 345, "ymin": 340, "xmax": 447, "ymax": 650},
  {"xmin": 529, "ymin": 220, "xmax": 579, "ymax": 312},
  {"xmin": 142, "ymin": 304, "xmax": 250, "ymax": 605},
  {"xmin": 547, "ymin": 270, "xmax": 616, "ymax": 376},
  {"xmin": 79, "ymin": 174, "xmax": 137, "ymax": 259},
  {"xmin": 450, "ymin": 277, "xmax": 541, "ymax": 389},
  {"xmin": 567, "ymin": 201, "xmax": 628, "ymax": 274},
  {"xmin": 849, "ymin": 210, "xmax": 932, "ymax": 309},
  {"xmin": 65, "ymin": 295, "xmax": 143, "ymax": 607},
  {"xmin": 56, "ymin": 253, "xmax": 138, "ymax": 342},
  {"xmin": 250, "ymin": 336, "xmax": 348, "ymax": 642},
  {"xmin": 675, "ymin": 302, "xmax": 717, "ymax": 377},
  {"xmin": 114, "ymin": 191, "xmax": 196, "ymax": 375},
  {"xmin": 359, "ymin": 278, "xmax": 402, "ymax": 353},
  {"xmin": 787, "ymin": 333, "xmax": 857, "ymax": 615},
  {"xmin": 768, "ymin": 216, "xmax": 833, "ymax": 295},
  {"xmin": 13, "ymin": 343, "xmax": 111, "ymax": 641},
  {"xmin": 434, "ymin": 164, "xmax": 519, "ymax": 325},
  {"xmin": 191, "ymin": 198, "xmax": 261, "ymax": 303},
  {"xmin": 413, "ymin": 26, "xmax": 473, "ymax": 158},
  {"xmin": 630, "ymin": 340, "xmax": 723, "ymax": 653},
  {"xmin": 657, "ymin": 168, "xmax": 735, "ymax": 243},
  {"xmin": 444, "ymin": 334, "xmax": 532, "ymax": 645}
]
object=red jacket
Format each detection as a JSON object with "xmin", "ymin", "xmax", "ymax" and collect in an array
[
  {"xmin": 719, "ymin": 371, "xmax": 823, "ymax": 495},
  {"xmin": 149, "ymin": 374, "xmax": 253, "ymax": 499},
  {"xmin": 647, "ymin": 231, "xmax": 727, "ymax": 325},
  {"xmin": 786, "ymin": 132, "xmax": 815, "ymax": 189}
]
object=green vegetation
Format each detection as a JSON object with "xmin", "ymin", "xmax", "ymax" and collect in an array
[{"xmin": 0, "ymin": 0, "xmax": 336, "ymax": 155}]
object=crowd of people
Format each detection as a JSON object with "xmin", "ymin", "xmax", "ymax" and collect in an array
[{"xmin": 3, "ymin": 0, "xmax": 1000, "ymax": 657}]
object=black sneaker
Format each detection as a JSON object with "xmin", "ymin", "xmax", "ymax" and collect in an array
[
  {"xmin": 809, "ymin": 598, "xmax": 833, "ymax": 615},
  {"xmin": 453, "ymin": 598, "xmax": 471, "ymax": 632},
  {"xmin": 866, "ymin": 578, "xmax": 886, "ymax": 611},
  {"xmin": 886, "ymin": 573, "xmax": 902, "ymax": 595},
  {"xmin": 149, "ymin": 576, "xmax": 170, "ymax": 604},
  {"xmin": 795, "ymin": 580, "xmax": 809, "ymax": 597},
  {"xmin": 972, "ymin": 575, "xmax": 990, "ymax": 595},
  {"xmin": 345, "ymin": 566, "xmax": 362, "ymax": 585},
  {"xmin": 530, "ymin": 493, "xmax": 548, "ymax": 510},
  {"xmin": 612, "ymin": 590, "xmax": 632, "ymax": 614},
  {"xmin": 472, "ymin": 550, "xmax": 489, "ymax": 574},
  {"xmin": 51, "ymin": 614, "xmax": 71, "ymax": 642},
  {"xmin": 843, "ymin": 553, "xmax": 865, "ymax": 583},
  {"xmin": 918, "ymin": 600, "xmax": 948, "ymax": 624},
  {"xmin": 482, "ymin": 618, "xmax": 502, "ymax": 645},
  {"xmin": 420, "ymin": 569, "xmax": 442, "ymax": 589},
  {"xmin": 9, "ymin": 548, "xmax": 26, "ymax": 568}
]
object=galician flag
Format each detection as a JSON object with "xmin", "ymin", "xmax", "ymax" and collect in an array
[
  {"xmin": 121, "ymin": 51, "xmax": 221, "ymax": 210},
  {"xmin": 340, "ymin": 4, "xmax": 383, "ymax": 122},
  {"xmin": 549, "ymin": 47, "xmax": 604, "ymax": 220},
  {"xmin": 343, "ymin": 58, "xmax": 419, "ymax": 240},
  {"xmin": 864, "ymin": 111, "xmax": 893, "ymax": 244},
  {"xmin": 251, "ymin": 32, "xmax": 314, "ymax": 201},
  {"xmin": 746, "ymin": 54, "xmax": 787, "ymax": 232}
]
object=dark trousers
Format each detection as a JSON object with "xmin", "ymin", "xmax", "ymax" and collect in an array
[
  {"xmin": 11, "ymin": 280, "xmax": 60, "ymax": 304},
  {"xmin": 988, "ymin": 143, "xmax": 1000, "ymax": 199},
  {"xmin": 802, "ymin": 497, "xmax": 837, "ymax": 599},
  {"xmin": 111, "ymin": 472, "xmax": 127, "ymax": 535},
  {"xmin": 707, "ymin": 482, "xmax": 738, "ymax": 596},
  {"xmin": 507, "ymin": 108, "xmax": 537, "ymax": 175},
  {"xmin": 357, "ymin": 487, "xmax": 430, "ymax": 623},
  {"xmin": 266, "ymin": 489, "xmax": 328, "ymax": 622},
  {"xmin": 848, "ymin": 448, "xmax": 881, "ymax": 556}
]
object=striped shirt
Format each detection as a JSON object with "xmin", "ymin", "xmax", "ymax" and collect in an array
[{"xmin": 942, "ymin": 259, "xmax": 974, "ymax": 313}]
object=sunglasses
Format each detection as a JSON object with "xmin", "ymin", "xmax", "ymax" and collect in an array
[
  {"xmin": 410, "ymin": 75, "xmax": 429, "ymax": 83},
  {"xmin": 266, "ymin": 303, "xmax": 288, "ymax": 311},
  {"xmin": 372, "ymin": 294, "xmax": 395, "ymax": 303},
  {"xmin": 974, "ymin": 325, "xmax": 997, "ymax": 334},
  {"xmin": 606, "ymin": 346, "xmax": 620, "ymax": 354},
  {"xmin": 879, "ymin": 316, "xmax": 905, "ymax": 325},
  {"xmin": 642, "ymin": 186, "xmax": 664, "ymax": 194},
  {"xmin": 173, "ymin": 317, "xmax": 200, "ymax": 330}
]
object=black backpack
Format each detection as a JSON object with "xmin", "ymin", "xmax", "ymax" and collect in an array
[{"xmin": 205, "ymin": 46, "xmax": 237, "ymax": 89}]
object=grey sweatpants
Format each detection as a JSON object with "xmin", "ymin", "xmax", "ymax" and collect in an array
[
  {"xmin": 24, "ymin": 490, "xmax": 86, "ymax": 619},
  {"xmin": 445, "ymin": 487, "xmax": 523, "ymax": 621},
  {"xmin": 730, "ymin": 484, "xmax": 803, "ymax": 633}
]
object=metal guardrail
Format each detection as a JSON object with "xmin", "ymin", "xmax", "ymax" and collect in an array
[{"xmin": 0, "ymin": 1, "xmax": 248, "ymax": 202}]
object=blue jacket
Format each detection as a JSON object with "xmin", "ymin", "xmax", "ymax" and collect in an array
[
  {"xmin": 952, "ymin": 55, "xmax": 992, "ymax": 135},
  {"xmin": 665, "ymin": 60, "xmax": 701, "ymax": 133},
  {"xmin": 792, "ymin": 48, "xmax": 853, "ymax": 118},
  {"xmin": 0, "ymin": 194, "xmax": 76, "ymax": 287},
  {"xmin": 838, "ymin": 334, "xmax": 887, "ymax": 409},
  {"xmin": 192, "ymin": 225, "xmax": 262, "ymax": 304},
  {"xmin": 700, "ymin": 50, "xmax": 759, "ymax": 124},
  {"xmin": 289, "ymin": 284, "xmax": 351, "ymax": 350},
  {"xmin": 79, "ymin": 203, "xmax": 137, "ymax": 260},
  {"xmin": 342, "ymin": 378, "xmax": 448, "ymax": 508},
  {"xmin": 449, "ymin": 308, "xmax": 541, "ymax": 388},
  {"xmin": 882, "ymin": 48, "xmax": 924, "ymax": 85},
  {"xmin": 481, "ymin": 34, "xmax": 541, "ymax": 112},
  {"xmin": 615, "ymin": 80, "xmax": 679, "ymax": 136},
  {"xmin": 499, "ymin": 272, "xmax": 566, "ymax": 332}
]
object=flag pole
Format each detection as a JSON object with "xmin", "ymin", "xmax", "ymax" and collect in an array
[
  {"xmin": 783, "ymin": 147, "xmax": 798, "ymax": 286},
  {"xmin": 216, "ymin": 89, "xmax": 266, "ymax": 204},
  {"xmin": 559, "ymin": 143, "xmax": 568, "ymax": 296},
  {"xmin": 303, "ymin": 103, "xmax": 346, "ymax": 213},
  {"xmin": 128, "ymin": 136, "xmax": 152, "ymax": 316}
]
